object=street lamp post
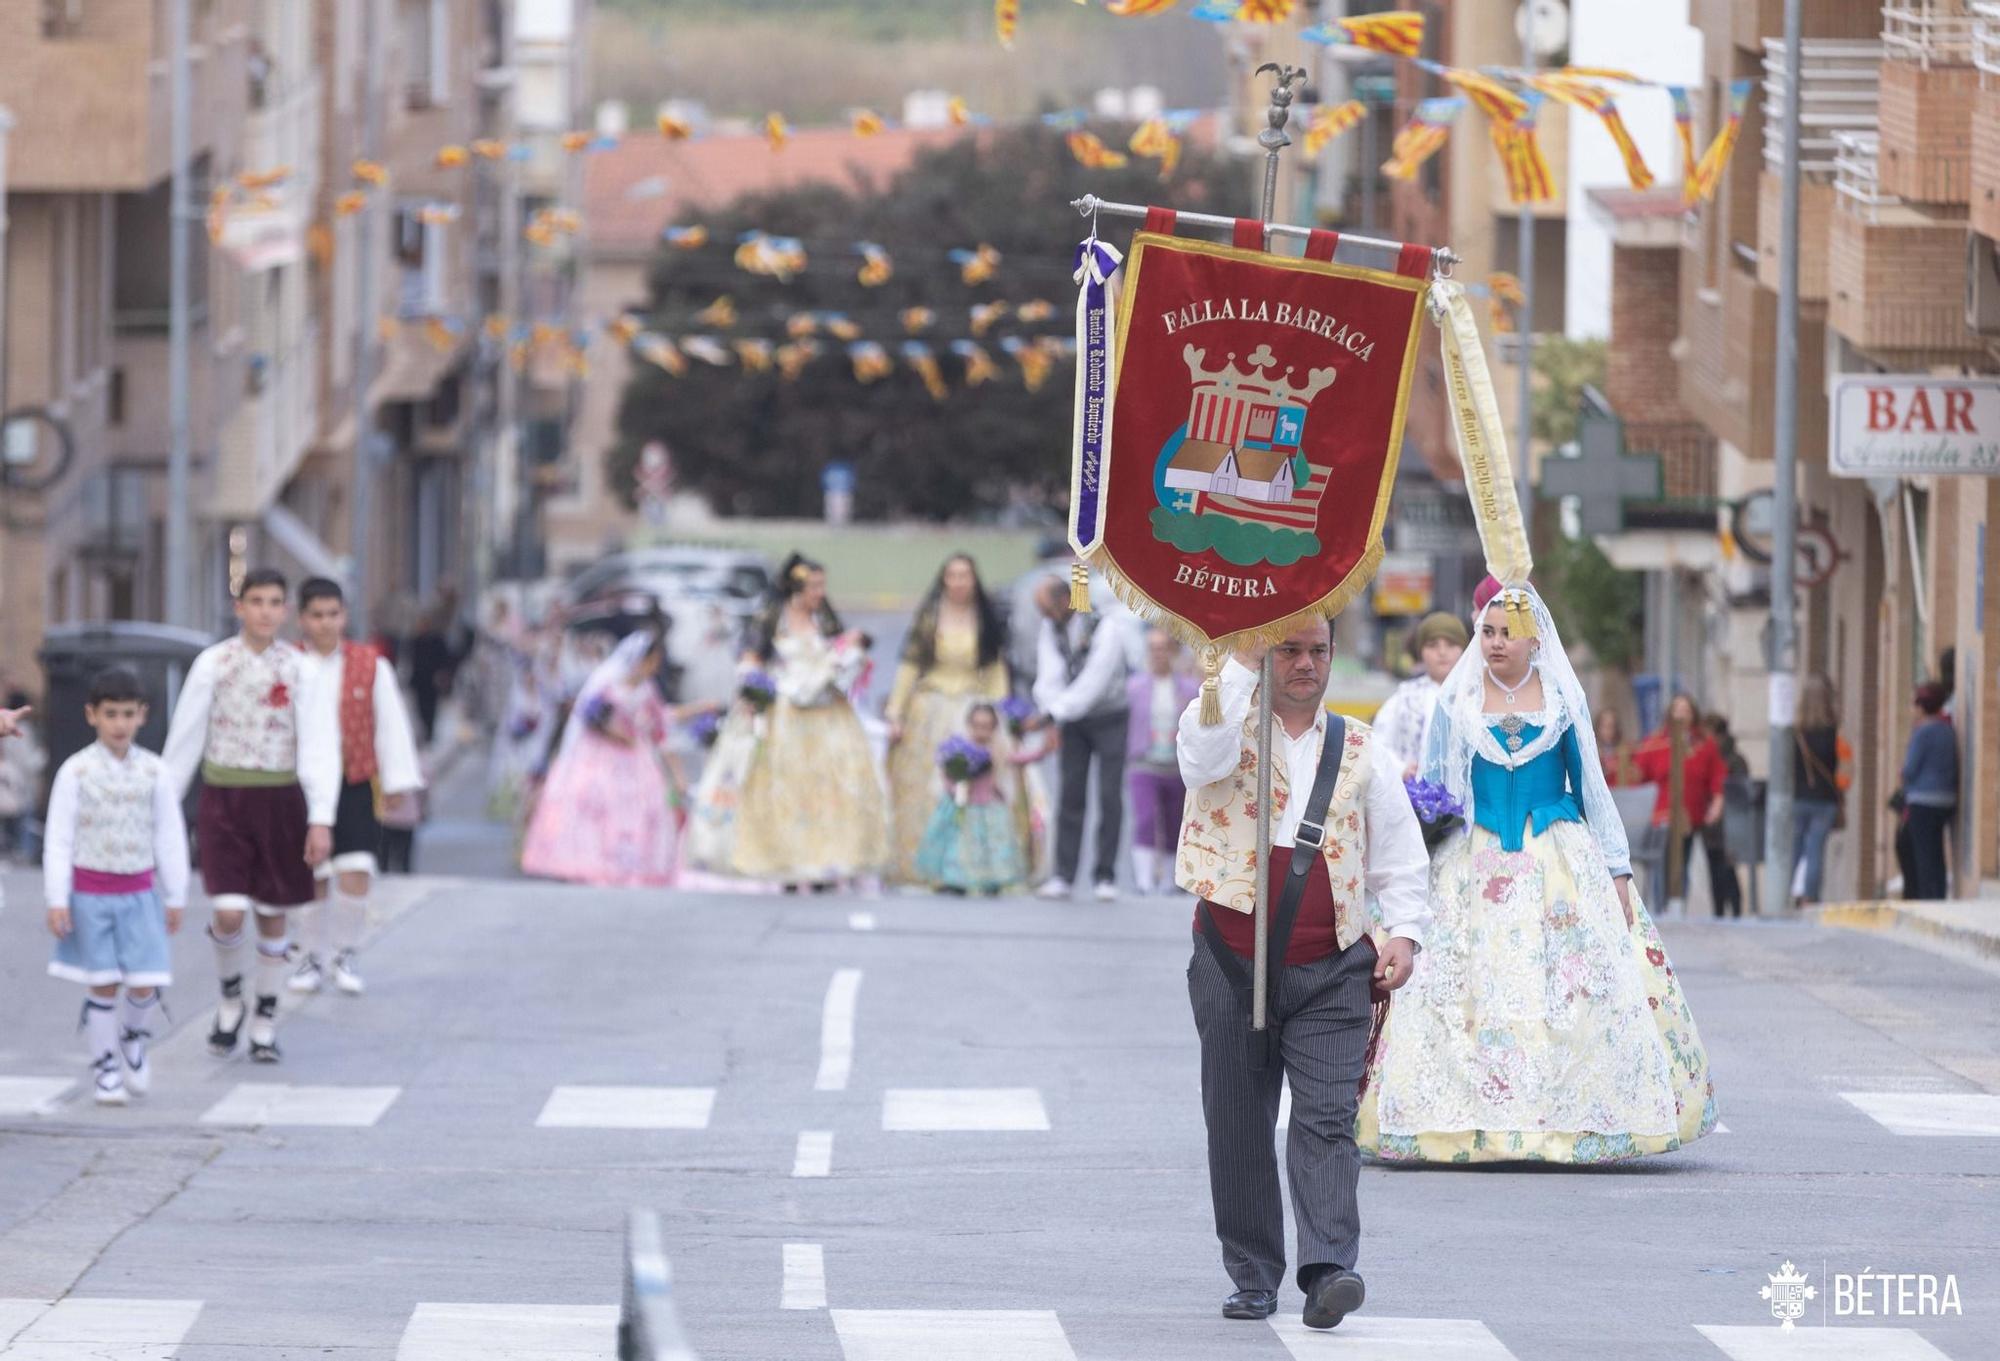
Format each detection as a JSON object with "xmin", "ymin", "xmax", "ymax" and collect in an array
[
  {"xmin": 165, "ymin": 0, "xmax": 193, "ymax": 627},
  {"xmin": 348, "ymin": 0, "xmax": 385, "ymax": 638}
]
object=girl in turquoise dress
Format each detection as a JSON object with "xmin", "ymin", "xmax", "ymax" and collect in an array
[
  {"xmin": 914, "ymin": 704, "xmax": 1041, "ymax": 894},
  {"xmin": 1358, "ymin": 583, "xmax": 1716, "ymax": 1163}
]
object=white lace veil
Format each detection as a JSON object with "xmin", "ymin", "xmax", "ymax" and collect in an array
[
  {"xmin": 1419, "ymin": 585, "xmax": 1632, "ymax": 876},
  {"xmin": 558, "ymin": 630, "xmax": 657, "ymax": 760}
]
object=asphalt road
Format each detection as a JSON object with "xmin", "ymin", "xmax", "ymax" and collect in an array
[{"xmin": 1, "ymin": 756, "xmax": 1996, "ymax": 1359}]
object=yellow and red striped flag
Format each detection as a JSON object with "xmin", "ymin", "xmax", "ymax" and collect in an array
[
  {"xmin": 1128, "ymin": 117, "xmax": 1183, "ymax": 178},
  {"xmin": 1303, "ymin": 100, "xmax": 1366, "ymax": 156},
  {"xmin": 1689, "ymin": 79, "xmax": 1754, "ymax": 203},
  {"xmin": 852, "ymin": 110, "xmax": 885, "ymax": 137},
  {"xmin": 1381, "ymin": 96, "xmax": 1460, "ymax": 181},
  {"xmin": 763, "ymin": 112, "xmax": 789, "ymax": 152},
  {"xmin": 1529, "ymin": 74, "xmax": 1653, "ymax": 190},
  {"xmin": 996, "ymin": 0, "xmax": 1019, "ymax": 47},
  {"xmin": 1067, "ymin": 130, "xmax": 1130, "ymax": 169},
  {"xmin": 1107, "ymin": 0, "xmax": 1179, "ymax": 14},
  {"xmin": 1330, "ymin": 11, "xmax": 1424, "ymax": 57},
  {"xmin": 1235, "ymin": 0, "xmax": 1296, "ymax": 20}
]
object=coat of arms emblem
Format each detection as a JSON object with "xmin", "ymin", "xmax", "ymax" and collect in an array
[{"xmin": 1760, "ymin": 1260, "xmax": 1816, "ymax": 1330}]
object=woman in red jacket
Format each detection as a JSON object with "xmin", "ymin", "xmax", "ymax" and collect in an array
[{"xmin": 1632, "ymin": 693, "xmax": 1728, "ymax": 911}]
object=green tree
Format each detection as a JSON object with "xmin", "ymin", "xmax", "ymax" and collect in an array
[
  {"xmin": 1540, "ymin": 532, "xmax": 1644, "ymax": 671},
  {"xmin": 1530, "ymin": 336, "xmax": 1607, "ymax": 449},
  {"xmin": 608, "ymin": 124, "xmax": 1246, "ymax": 521}
]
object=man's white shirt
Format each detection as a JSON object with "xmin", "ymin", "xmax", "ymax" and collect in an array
[{"xmin": 1176, "ymin": 658, "xmax": 1431, "ymax": 948}]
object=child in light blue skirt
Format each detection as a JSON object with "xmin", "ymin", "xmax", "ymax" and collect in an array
[{"xmin": 43, "ymin": 668, "xmax": 190, "ymax": 1105}]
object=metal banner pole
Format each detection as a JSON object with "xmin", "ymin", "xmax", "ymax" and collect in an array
[{"xmin": 1249, "ymin": 63, "xmax": 1305, "ymax": 1035}]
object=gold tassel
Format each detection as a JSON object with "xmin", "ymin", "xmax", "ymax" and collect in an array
[
  {"xmin": 1198, "ymin": 645, "xmax": 1225, "ymax": 726},
  {"xmin": 1071, "ymin": 562, "xmax": 1092, "ymax": 613}
]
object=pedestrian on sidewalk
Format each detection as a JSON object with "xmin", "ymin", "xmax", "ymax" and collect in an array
[
  {"xmin": 1897, "ymin": 681, "xmax": 1958, "ymax": 901},
  {"xmin": 1595, "ymin": 707, "xmax": 1641, "ymax": 788},
  {"xmin": 1358, "ymin": 581, "xmax": 1716, "ymax": 1164},
  {"xmin": 1175, "ymin": 619, "xmax": 1425, "ymax": 1331},
  {"xmin": 1370, "ymin": 612, "xmax": 1467, "ymax": 780},
  {"xmin": 883, "ymin": 554, "xmax": 1011, "ymax": 885},
  {"xmin": 1125, "ymin": 628, "xmax": 1199, "ymax": 896},
  {"xmin": 42, "ymin": 667, "xmax": 189, "ymax": 1105},
  {"xmin": 161, "ymin": 567, "xmax": 340, "ymax": 1065},
  {"xmin": 1701, "ymin": 712, "xmax": 1747, "ymax": 918},
  {"xmin": 1790, "ymin": 674, "xmax": 1851, "ymax": 907},
  {"xmin": 1030, "ymin": 573, "xmax": 1130, "ymax": 902},
  {"xmin": 288, "ymin": 578, "xmax": 427, "ymax": 997},
  {"xmin": 1632, "ymin": 692, "xmax": 1728, "ymax": 913}
]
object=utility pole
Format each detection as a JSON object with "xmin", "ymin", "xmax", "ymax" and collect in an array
[
  {"xmin": 1764, "ymin": 0, "xmax": 1805, "ymax": 916},
  {"xmin": 349, "ymin": 0, "xmax": 385, "ymax": 637},
  {"xmin": 165, "ymin": 0, "xmax": 192, "ymax": 626},
  {"xmin": 1514, "ymin": 2, "xmax": 1536, "ymax": 524}
]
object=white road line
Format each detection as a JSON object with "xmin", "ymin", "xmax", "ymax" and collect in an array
[
  {"xmin": 1696, "ymin": 1324, "xmax": 1956, "ymax": 1360},
  {"xmin": 395, "ymin": 1302, "xmax": 618, "ymax": 1359},
  {"xmin": 830, "ymin": 1309, "xmax": 1076, "ymax": 1360},
  {"xmin": 534, "ymin": 1086, "xmax": 716, "ymax": 1130},
  {"xmin": 848, "ymin": 911, "xmax": 877, "ymax": 931},
  {"xmin": 816, "ymin": 968, "xmax": 864, "ymax": 1092},
  {"xmin": 198, "ymin": 1083, "xmax": 402, "ymax": 1128},
  {"xmin": 882, "ymin": 1088, "xmax": 1050, "ymax": 1132},
  {"xmin": 793, "ymin": 1130, "xmax": 835, "ymax": 1177},
  {"xmin": 1715, "ymin": 1121, "xmax": 1731, "ymax": 1134},
  {"xmin": 1269, "ymin": 1315, "xmax": 1519, "ymax": 1359},
  {"xmin": 0, "ymin": 1297, "xmax": 204, "ymax": 1356},
  {"xmin": 1840, "ymin": 1091, "xmax": 2000, "ymax": 1136},
  {"xmin": 0, "ymin": 1077, "xmax": 76, "ymax": 1118},
  {"xmin": 781, "ymin": 1244, "xmax": 827, "ymax": 1311}
]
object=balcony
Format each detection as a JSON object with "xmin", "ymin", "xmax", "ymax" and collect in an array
[
  {"xmin": 1828, "ymin": 131, "xmax": 1983, "ymax": 357},
  {"xmin": 1729, "ymin": 0, "xmax": 1893, "ymax": 55},
  {"xmin": 1879, "ymin": 2, "xmax": 1979, "ymax": 202},
  {"xmin": 1972, "ymin": 2, "xmax": 2000, "ymax": 235},
  {"xmin": 213, "ymin": 329, "xmax": 320, "ymax": 520},
  {"xmin": 1677, "ymin": 246, "xmax": 1828, "ymax": 461},
  {"xmin": 1755, "ymin": 37, "xmax": 1877, "ymax": 300}
]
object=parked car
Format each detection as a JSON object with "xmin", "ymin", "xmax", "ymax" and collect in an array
[{"xmin": 563, "ymin": 546, "xmax": 773, "ymax": 624}]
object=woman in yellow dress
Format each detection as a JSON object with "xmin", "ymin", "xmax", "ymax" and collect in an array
[
  {"xmin": 884, "ymin": 555, "xmax": 1011, "ymax": 884},
  {"xmin": 722, "ymin": 555, "xmax": 889, "ymax": 890}
]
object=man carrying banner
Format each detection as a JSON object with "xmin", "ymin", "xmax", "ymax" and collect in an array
[{"xmin": 1176, "ymin": 621, "xmax": 1427, "ymax": 1328}]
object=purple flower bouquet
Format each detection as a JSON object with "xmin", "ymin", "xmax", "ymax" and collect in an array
[
  {"xmin": 738, "ymin": 669, "xmax": 777, "ymax": 712},
  {"xmin": 1405, "ymin": 777, "xmax": 1466, "ymax": 852},
  {"xmin": 997, "ymin": 694, "xmax": 1036, "ymax": 741},
  {"xmin": 689, "ymin": 709, "xmax": 721, "ymax": 748},
  {"xmin": 937, "ymin": 734, "xmax": 994, "ymax": 784}
]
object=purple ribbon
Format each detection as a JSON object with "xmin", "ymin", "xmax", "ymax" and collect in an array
[{"xmin": 1070, "ymin": 237, "xmax": 1122, "ymax": 557}]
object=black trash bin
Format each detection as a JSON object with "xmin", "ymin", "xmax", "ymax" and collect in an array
[{"xmin": 36, "ymin": 622, "xmax": 212, "ymax": 812}]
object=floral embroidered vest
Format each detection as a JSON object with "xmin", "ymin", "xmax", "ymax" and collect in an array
[
  {"xmin": 1174, "ymin": 707, "xmax": 1375, "ymax": 952},
  {"xmin": 70, "ymin": 743, "xmax": 164, "ymax": 874},
  {"xmin": 204, "ymin": 637, "xmax": 306, "ymax": 773},
  {"xmin": 338, "ymin": 641, "xmax": 381, "ymax": 784}
]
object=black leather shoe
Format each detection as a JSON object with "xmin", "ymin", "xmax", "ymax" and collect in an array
[
  {"xmin": 1221, "ymin": 1289, "xmax": 1278, "ymax": 1320},
  {"xmin": 1303, "ymin": 1269, "xmax": 1365, "ymax": 1330}
]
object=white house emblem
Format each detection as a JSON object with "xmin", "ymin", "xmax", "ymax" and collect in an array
[{"xmin": 1760, "ymin": 1261, "xmax": 1817, "ymax": 1330}]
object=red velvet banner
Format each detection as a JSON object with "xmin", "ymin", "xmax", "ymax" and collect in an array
[{"xmin": 1090, "ymin": 231, "xmax": 1430, "ymax": 645}]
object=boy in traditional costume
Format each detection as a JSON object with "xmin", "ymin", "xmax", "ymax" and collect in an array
[
  {"xmin": 163, "ymin": 568, "xmax": 339, "ymax": 1063},
  {"xmin": 289, "ymin": 577, "xmax": 425, "ymax": 996},
  {"xmin": 43, "ymin": 667, "xmax": 190, "ymax": 1104}
]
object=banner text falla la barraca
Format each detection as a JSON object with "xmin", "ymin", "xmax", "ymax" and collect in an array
[{"xmin": 1157, "ymin": 296, "xmax": 1377, "ymax": 362}]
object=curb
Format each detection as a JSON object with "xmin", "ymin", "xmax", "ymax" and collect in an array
[{"xmin": 1808, "ymin": 901, "xmax": 2000, "ymax": 964}]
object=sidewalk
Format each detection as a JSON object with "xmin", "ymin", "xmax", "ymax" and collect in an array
[{"xmin": 1810, "ymin": 898, "xmax": 2000, "ymax": 965}]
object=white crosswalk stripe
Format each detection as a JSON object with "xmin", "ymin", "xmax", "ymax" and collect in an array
[
  {"xmin": 1840, "ymin": 1092, "xmax": 2000, "ymax": 1137},
  {"xmin": 0, "ymin": 1297, "xmax": 203, "ymax": 1358},
  {"xmin": 0, "ymin": 1077, "xmax": 74, "ymax": 1118},
  {"xmin": 781, "ymin": 1243, "xmax": 827, "ymax": 1310},
  {"xmin": 394, "ymin": 1302, "xmax": 618, "ymax": 1359},
  {"xmin": 198, "ymin": 1083, "xmax": 402, "ymax": 1127},
  {"xmin": 1696, "ymin": 1324, "xmax": 1957, "ymax": 1359},
  {"xmin": 830, "ymin": 1309, "xmax": 1076, "ymax": 1361},
  {"xmin": 533, "ymin": 1085, "xmax": 715, "ymax": 1130},
  {"xmin": 793, "ymin": 1129, "xmax": 835, "ymax": 1177},
  {"xmin": 1269, "ymin": 1315, "xmax": 1520, "ymax": 1359},
  {"xmin": 848, "ymin": 911, "xmax": 877, "ymax": 931},
  {"xmin": 881, "ymin": 1087, "xmax": 1050, "ymax": 1132}
]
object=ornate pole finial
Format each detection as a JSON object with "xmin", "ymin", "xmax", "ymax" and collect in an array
[{"xmin": 1254, "ymin": 62, "xmax": 1308, "ymax": 155}]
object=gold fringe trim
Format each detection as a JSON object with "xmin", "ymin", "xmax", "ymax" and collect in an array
[
  {"xmin": 1083, "ymin": 537, "xmax": 1388, "ymax": 659},
  {"xmin": 1070, "ymin": 561, "xmax": 1091, "ymax": 614},
  {"xmin": 1504, "ymin": 590, "xmax": 1537, "ymax": 641}
]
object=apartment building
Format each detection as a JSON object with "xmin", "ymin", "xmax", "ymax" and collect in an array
[
  {"xmin": 1594, "ymin": 0, "xmax": 2000, "ymax": 900},
  {"xmin": 2, "ymin": 0, "xmax": 528, "ymax": 670}
]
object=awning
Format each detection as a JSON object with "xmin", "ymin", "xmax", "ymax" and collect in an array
[{"xmin": 262, "ymin": 503, "xmax": 346, "ymax": 582}]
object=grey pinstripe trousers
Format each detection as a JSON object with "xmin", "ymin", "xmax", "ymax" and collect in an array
[{"xmin": 1187, "ymin": 930, "xmax": 1377, "ymax": 1293}]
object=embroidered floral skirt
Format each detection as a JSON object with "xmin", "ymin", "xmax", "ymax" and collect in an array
[
  {"xmin": 913, "ymin": 797, "xmax": 1024, "ymax": 892},
  {"xmin": 886, "ymin": 688, "xmax": 997, "ymax": 884},
  {"xmin": 726, "ymin": 698, "xmax": 888, "ymax": 882},
  {"xmin": 1357, "ymin": 819, "xmax": 1717, "ymax": 1163}
]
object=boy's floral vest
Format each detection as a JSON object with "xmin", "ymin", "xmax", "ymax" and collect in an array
[
  {"xmin": 1175, "ymin": 707, "xmax": 1375, "ymax": 953},
  {"xmin": 205, "ymin": 637, "xmax": 306, "ymax": 773}
]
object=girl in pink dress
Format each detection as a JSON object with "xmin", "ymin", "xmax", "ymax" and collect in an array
[{"xmin": 522, "ymin": 630, "xmax": 690, "ymax": 887}]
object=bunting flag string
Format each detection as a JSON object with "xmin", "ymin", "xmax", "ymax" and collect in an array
[
  {"xmin": 1301, "ymin": 11, "xmax": 1425, "ymax": 57},
  {"xmin": 1527, "ymin": 73, "xmax": 1653, "ymax": 190},
  {"xmin": 1668, "ymin": 87, "xmax": 1699, "ymax": 194},
  {"xmin": 1688, "ymin": 78, "xmax": 1754, "ymax": 204}
]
